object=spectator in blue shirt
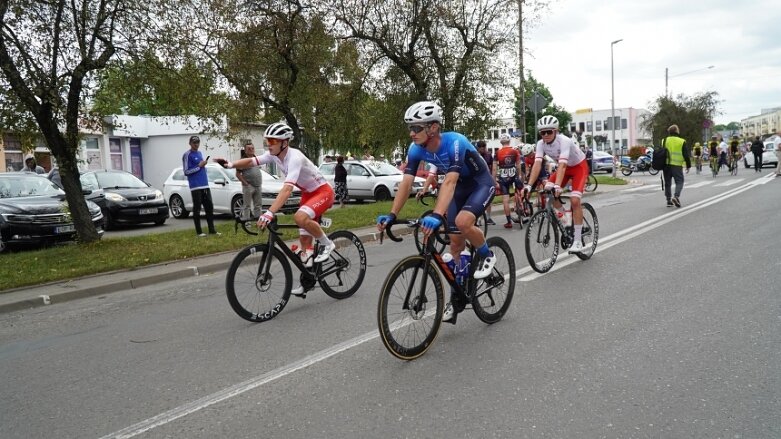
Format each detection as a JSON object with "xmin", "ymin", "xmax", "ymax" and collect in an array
[{"xmin": 182, "ymin": 135, "xmax": 219, "ymax": 236}]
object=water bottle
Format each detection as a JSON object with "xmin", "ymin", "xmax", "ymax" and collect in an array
[
  {"xmin": 442, "ymin": 253, "xmax": 456, "ymax": 279},
  {"xmin": 563, "ymin": 209, "xmax": 572, "ymax": 227},
  {"xmin": 457, "ymin": 250, "xmax": 471, "ymax": 285}
]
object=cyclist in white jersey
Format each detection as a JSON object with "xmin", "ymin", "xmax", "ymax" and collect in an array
[
  {"xmin": 215, "ymin": 123, "xmax": 336, "ymax": 274},
  {"xmin": 525, "ymin": 115, "xmax": 590, "ymax": 253}
]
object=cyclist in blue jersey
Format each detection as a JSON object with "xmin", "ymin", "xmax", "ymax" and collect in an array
[{"xmin": 377, "ymin": 101, "xmax": 496, "ymax": 324}]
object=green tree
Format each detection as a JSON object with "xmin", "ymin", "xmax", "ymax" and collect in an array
[
  {"xmin": 331, "ymin": 0, "xmax": 514, "ymax": 135},
  {"xmin": 641, "ymin": 91, "xmax": 720, "ymax": 147},
  {"xmin": 514, "ymin": 71, "xmax": 572, "ymax": 141},
  {"xmin": 0, "ymin": 0, "xmax": 168, "ymax": 243}
]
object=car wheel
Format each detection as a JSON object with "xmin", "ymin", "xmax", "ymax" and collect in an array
[
  {"xmin": 374, "ymin": 186, "xmax": 392, "ymax": 201},
  {"xmin": 232, "ymin": 195, "xmax": 243, "ymax": 219},
  {"xmin": 102, "ymin": 209, "xmax": 114, "ymax": 231},
  {"xmin": 169, "ymin": 194, "xmax": 189, "ymax": 219}
]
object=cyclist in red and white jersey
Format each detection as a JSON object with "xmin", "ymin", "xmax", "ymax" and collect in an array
[
  {"xmin": 215, "ymin": 123, "xmax": 336, "ymax": 274},
  {"xmin": 525, "ymin": 115, "xmax": 590, "ymax": 253}
]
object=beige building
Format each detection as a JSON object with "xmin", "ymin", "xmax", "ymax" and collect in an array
[{"xmin": 740, "ymin": 107, "xmax": 781, "ymax": 139}]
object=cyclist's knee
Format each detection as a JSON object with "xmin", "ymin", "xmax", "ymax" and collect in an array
[
  {"xmin": 569, "ymin": 196, "xmax": 582, "ymax": 209},
  {"xmin": 454, "ymin": 211, "xmax": 476, "ymax": 231},
  {"xmin": 293, "ymin": 210, "xmax": 312, "ymax": 225}
]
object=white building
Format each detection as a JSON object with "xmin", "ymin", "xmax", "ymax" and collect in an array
[
  {"xmin": 740, "ymin": 107, "xmax": 781, "ymax": 139},
  {"xmin": 569, "ymin": 107, "xmax": 652, "ymax": 152}
]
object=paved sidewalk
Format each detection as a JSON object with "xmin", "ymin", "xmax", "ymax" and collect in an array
[{"xmin": 0, "ymin": 182, "xmax": 632, "ymax": 314}]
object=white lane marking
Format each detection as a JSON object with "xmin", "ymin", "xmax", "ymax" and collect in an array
[
  {"xmin": 685, "ymin": 181, "xmax": 714, "ymax": 188},
  {"xmin": 100, "ymin": 330, "xmax": 381, "ymax": 439},
  {"xmin": 517, "ymin": 178, "xmax": 757, "ymax": 281},
  {"xmin": 749, "ymin": 174, "xmax": 776, "ymax": 185},
  {"xmin": 623, "ymin": 185, "xmax": 658, "ymax": 192},
  {"xmin": 714, "ymin": 178, "xmax": 744, "ymax": 187}
]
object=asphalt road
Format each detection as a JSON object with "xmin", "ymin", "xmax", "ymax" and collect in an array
[{"xmin": 1, "ymin": 171, "xmax": 779, "ymax": 438}]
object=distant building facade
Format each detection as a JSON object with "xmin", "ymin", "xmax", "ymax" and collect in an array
[
  {"xmin": 741, "ymin": 107, "xmax": 781, "ymax": 139},
  {"xmin": 569, "ymin": 107, "xmax": 652, "ymax": 153}
]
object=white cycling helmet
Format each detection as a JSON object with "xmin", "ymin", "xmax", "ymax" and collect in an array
[
  {"xmin": 404, "ymin": 101, "xmax": 442, "ymax": 124},
  {"xmin": 521, "ymin": 144, "xmax": 535, "ymax": 156},
  {"xmin": 537, "ymin": 115, "xmax": 559, "ymax": 130},
  {"xmin": 499, "ymin": 133, "xmax": 511, "ymax": 143},
  {"xmin": 264, "ymin": 122, "xmax": 294, "ymax": 140}
]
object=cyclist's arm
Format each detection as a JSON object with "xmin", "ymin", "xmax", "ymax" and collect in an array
[
  {"xmin": 388, "ymin": 173, "xmax": 415, "ymax": 216},
  {"xmin": 433, "ymin": 171, "xmax": 459, "ymax": 216},
  {"xmin": 267, "ymin": 184, "xmax": 294, "ymax": 214},
  {"xmin": 419, "ymin": 172, "xmax": 437, "ymax": 197},
  {"xmin": 553, "ymin": 161, "xmax": 567, "ymax": 187}
]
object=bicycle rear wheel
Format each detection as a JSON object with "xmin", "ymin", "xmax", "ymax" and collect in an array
[
  {"xmin": 524, "ymin": 210, "xmax": 559, "ymax": 273},
  {"xmin": 575, "ymin": 203, "xmax": 599, "ymax": 260},
  {"xmin": 471, "ymin": 236, "xmax": 515, "ymax": 324},
  {"xmin": 318, "ymin": 230, "xmax": 367, "ymax": 299},
  {"xmin": 226, "ymin": 244, "xmax": 292, "ymax": 322},
  {"xmin": 377, "ymin": 256, "xmax": 444, "ymax": 360},
  {"xmin": 585, "ymin": 174, "xmax": 598, "ymax": 192}
]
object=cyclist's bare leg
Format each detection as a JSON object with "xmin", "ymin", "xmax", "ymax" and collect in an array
[
  {"xmin": 294, "ymin": 210, "xmax": 327, "ymax": 244},
  {"xmin": 454, "ymin": 210, "xmax": 486, "ymax": 249},
  {"xmin": 502, "ymin": 193, "xmax": 511, "ymax": 217}
]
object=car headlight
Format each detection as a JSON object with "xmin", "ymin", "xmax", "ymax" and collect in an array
[
  {"xmin": 153, "ymin": 190, "xmax": 163, "ymax": 200},
  {"xmin": 104, "ymin": 192, "xmax": 126, "ymax": 202}
]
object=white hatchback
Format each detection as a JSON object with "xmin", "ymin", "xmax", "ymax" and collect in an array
[
  {"xmin": 163, "ymin": 164, "xmax": 301, "ymax": 219},
  {"xmin": 318, "ymin": 160, "xmax": 425, "ymax": 201}
]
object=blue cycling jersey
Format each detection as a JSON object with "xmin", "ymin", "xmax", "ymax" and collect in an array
[{"xmin": 403, "ymin": 132, "xmax": 493, "ymax": 186}]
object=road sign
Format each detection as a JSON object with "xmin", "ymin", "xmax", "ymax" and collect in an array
[{"xmin": 526, "ymin": 91, "xmax": 548, "ymax": 113}]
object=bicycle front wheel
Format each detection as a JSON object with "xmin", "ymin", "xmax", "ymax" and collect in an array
[
  {"xmin": 585, "ymin": 174, "xmax": 598, "ymax": 192},
  {"xmin": 378, "ymin": 256, "xmax": 444, "ymax": 361},
  {"xmin": 226, "ymin": 244, "xmax": 292, "ymax": 322},
  {"xmin": 648, "ymin": 167, "xmax": 659, "ymax": 176},
  {"xmin": 318, "ymin": 230, "xmax": 367, "ymax": 299},
  {"xmin": 524, "ymin": 210, "xmax": 559, "ymax": 273},
  {"xmin": 472, "ymin": 236, "xmax": 515, "ymax": 324},
  {"xmin": 575, "ymin": 203, "xmax": 599, "ymax": 260},
  {"xmin": 476, "ymin": 211, "xmax": 489, "ymax": 236}
]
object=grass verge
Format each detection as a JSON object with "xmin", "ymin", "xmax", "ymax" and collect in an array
[
  {"xmin": 1, "ymin": 200, "xmax": 430, "ymax": 291},
  {"xmin": 594, "ymin": 175, "xmax": 629, "ymax": 185}
]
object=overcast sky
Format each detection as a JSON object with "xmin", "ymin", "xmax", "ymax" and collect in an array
[{"xmin": 522, "ymin": 0, "xmax": 781, "ymax": 126}]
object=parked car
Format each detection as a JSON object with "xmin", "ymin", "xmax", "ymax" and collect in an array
[
  {"xmin": 78, "ymin": 169, "xmax": 169, "ymax": 230},
  {"xmin": 163, "ymin": 164, "xmax": 301, "ymax": 219},
  {"xmin": 744, "ymin": 137, "xmax": 780, "ymax": 169},
  {"xmin": 318, "ymin": 160, "xmax": 426, "ymax": 201},
  {"xmin": 0, "ymin": 173, "xmax": 104, "ymax": 252},
  {"xmin": 592, "ymin": 150, "xmax": 615, "ymax": 173}
]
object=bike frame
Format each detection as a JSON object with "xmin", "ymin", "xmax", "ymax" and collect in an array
[{"xmin": 256, "ymin": 220, "xmax": 343, "ymax": 283}]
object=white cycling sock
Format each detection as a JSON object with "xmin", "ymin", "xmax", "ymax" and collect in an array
[{"xmin": 574, "ymin": 224, "xmax": 583, "ymax": 241}]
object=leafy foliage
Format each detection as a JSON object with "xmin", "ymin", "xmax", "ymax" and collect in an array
[
  {"xmin": 641, "ymin": 92, "xmax": 721, "ymax": 146},
  {"xmin": 514, "ymin": 72, "xmax": 572, "ymax": 141}
]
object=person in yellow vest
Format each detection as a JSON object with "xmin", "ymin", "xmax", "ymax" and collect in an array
[{"xmin": 662, "ymin": 124, "xmax": 691, "ymax": 208}]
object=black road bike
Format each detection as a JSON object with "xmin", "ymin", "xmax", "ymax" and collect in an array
[
  {"xmin": 378, "ymin": 220, "xmax": 516, "ymax": 360},
  {"xmin": 226, "ymin": 216, "xmax": 367, "ymax": 322},
  {"xmin": 524, "ymin": 189, "xmax": 599, "ymax": 273}
]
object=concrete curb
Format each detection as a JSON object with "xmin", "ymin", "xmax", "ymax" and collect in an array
[{"xmin": 0, "ymin": 187, "xmax": 632, "ymax": 314}]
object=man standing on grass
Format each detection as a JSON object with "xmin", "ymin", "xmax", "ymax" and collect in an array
[{"xmin": 183, "ymin": 135, "xmax": 220, "ymax": 237}]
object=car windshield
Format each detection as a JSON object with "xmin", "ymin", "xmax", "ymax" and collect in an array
[
  {"xmin": 364, "ymin": 161, "xmax": 402, "ymax": 176},
  {"xmin": 0, "ymin": 175, "xmax": 63, "ymax": 199},
  {"xmin": 95, "ymin": 172, "xmax": 147, "ymax": 189}
]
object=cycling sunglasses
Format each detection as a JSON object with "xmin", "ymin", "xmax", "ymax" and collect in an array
[
  {"xmin": 408, "ymin": 124, "xmax": 429, "ymax": 134},
  {"xmin": 540, "ymin": 130, "xmax": 555, "ymax": 136}
]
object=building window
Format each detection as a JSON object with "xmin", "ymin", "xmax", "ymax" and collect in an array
[
  {"xmin": 109, "ymin": 138, "xmax": 123, "ymax": 170},
  {"xmin": 492, "ymin": 130, "xmax": 498, "ymax": 139},
  {"xmin": 596, "ymin": 120, "xmax": 602, "ymax": 131},
  {"xmin": 586, "ymin": 121, "xmax": 593, "ymax": 131},
  {"xmin": 621, "ymin": 118, "xmax": 628, "ymax": 129},
  {"xmin": 84, "ymin": 137, "xmax": 102, "ymax": 170}
]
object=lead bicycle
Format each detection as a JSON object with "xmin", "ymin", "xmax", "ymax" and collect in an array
[
  {"xmin": 413, "ymin": 193, "xmax": 489, "ymax": 254},
  {"xmin": 524, "ymin": 189, "xmax": 599, "ymax": 273},
  {"xmin": 377, "ymin": 219, "xmax": 516, "ymax": 360},
  {"xmin": 225, "ymin": 215, "xmax": 367, "ymax": 322}
]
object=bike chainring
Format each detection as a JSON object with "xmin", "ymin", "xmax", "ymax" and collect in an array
[{"xmin": 299, "ymin": 272, "xmax": 317, "ymax": 291}]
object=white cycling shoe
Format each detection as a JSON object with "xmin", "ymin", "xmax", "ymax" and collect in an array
[
  {"xmin": 568, "ymin": 241, "xmax": 584, "ymax": 253},
  {"xmin": 473, "ymin": 253, "xmax": 496, "ymax": 279}
]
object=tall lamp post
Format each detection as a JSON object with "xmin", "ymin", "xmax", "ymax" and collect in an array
[
  {"xmin": 610, "ymin": 38, "xmax": 622, "ymax": 178},
  {"xmin": 665, "ymin": 65, "xmax": 715, "ymax": 97}
]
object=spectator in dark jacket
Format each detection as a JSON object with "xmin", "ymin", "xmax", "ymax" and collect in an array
[
  {"xmin": 334, "ymin": 156, "xmax": 348, "ymax": 208},
  {"xmin": 750, "ymin": 136, "xmax": 764, "ymax": 172}
]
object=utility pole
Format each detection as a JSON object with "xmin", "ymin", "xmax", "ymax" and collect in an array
[{"xmin": 518, "ymin": 0, "xmax": 525, "ymax": 143}]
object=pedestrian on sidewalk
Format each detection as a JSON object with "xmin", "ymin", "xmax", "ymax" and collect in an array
[
  {"xmin": 750, "ymin": 136, "xmax": 764, "ymax": 172},
  {"xmin": 183, "ymin": 135, "xmax": 219, "ymax": 236},
  {"xmin": 236, "ymin": 141, "xmax": 263, "ymax": 220},
  {"xmin": 334, "ymin": 155, "xmax": 348, "ymax": 207},
  {"xmin": 661, "ymin": 124, "xmax": 691, "ymax": 208}
]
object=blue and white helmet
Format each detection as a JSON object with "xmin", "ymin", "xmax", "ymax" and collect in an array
[
  {"xmin": 404, "ymin": 101, "xmax": 442, "ymax": 124},
  {"xmin": 264, "ymin": 123, "xmax": 294, "ymax": 140}
]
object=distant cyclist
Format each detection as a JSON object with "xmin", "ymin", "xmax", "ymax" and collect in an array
[
  {"xmin": 494, "ymin": 133, "xmax": 524, "ymax": 228},
  {"xmin": 377, "ymin": 101, "xmax": 496, "ymax": 324},
  {"xmin": 525, "ymin": 115, "xmax": 590, "ymax": 253},
  {"xmin": 692, "ymin": 142, "xmax": 703, "ymax": 174},
  {"xmin": 214, "ymin": 123, "xmax": 336, "ymax": 295},
  {"xmin": 708, "ymin": 135, "xmax": 720, "ymax": 175}
]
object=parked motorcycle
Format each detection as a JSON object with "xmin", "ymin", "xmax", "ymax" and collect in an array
[{"xmin": 620, "ymin": 154, "xmax": 659, "ymax": 176}]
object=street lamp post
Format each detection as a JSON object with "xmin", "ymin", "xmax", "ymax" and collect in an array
[
  {"xmin": 611, "ymin": 38, "xmax": 622, "ymax": 178},
  {"xmin": 665, "ymin": 65, "xmax": 715, "ymax": 96}
]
